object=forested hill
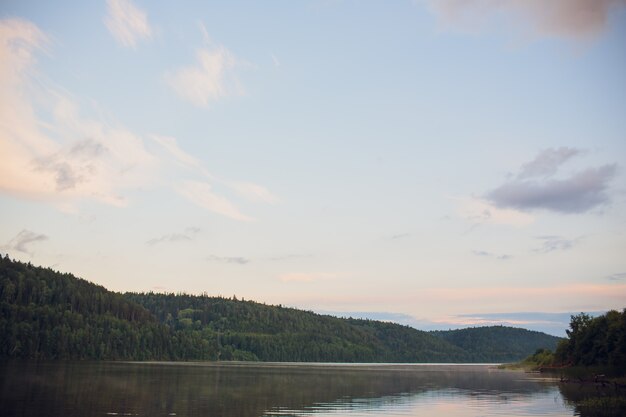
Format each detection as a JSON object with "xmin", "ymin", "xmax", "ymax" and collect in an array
[
  {"xmin": 431, "ymin": 327, "xmax": 562, "ymax": 363},
  {"xmin": 124, "ymin": 292, "xmax": 469, "ymax": 362},
  {"xmin": 1, "ymin": 257, "xmax": 557, "ymax": 362}
]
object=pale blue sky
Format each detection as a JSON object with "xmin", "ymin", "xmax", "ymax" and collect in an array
[{"xmin": 1, "ymin": 0, "xmax": 625, "ymax": 334}]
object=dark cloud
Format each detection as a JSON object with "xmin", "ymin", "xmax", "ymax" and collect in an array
[
  {"xmin": 607, "ymin": 272, "xmax": 626, "ymax": 281},
  {"xmin": 534, "ymin": 235, "xmax": 580, "ymax": 253},
  {"xmin": 2, "ymin": 230, "xmax": 48, "ymax": 254},
  {"xmin": 54, "ymin": 162, "xmax": 82, "ymax": 191},
  {"xmin": 35, "ymin": 159, "xmax": 83, "ymax": 191},
  {"xmin": 472, "ymin": 250, "xmax": 512, "ymax": 260},
  {"xmin": 206, "ymin": 255, "xmax": 250, "ymax": 265},
  {"xmin": 146, "ymin": 227, "xmax": 200, "ymax": 245},
  {"xmin": 33, "ymin": 139, "xmax": 108, "ymax": 192},
  {"xmin": 518, "ymin": 147, "xmax": 581, "ymax": 179},
  {"xmin": 69, "ymin": 139, "xmax": 107, "ymax": 158},
  {"xmin": 487, "ymin": 164, "xmax": 617, "ymax": 214}
]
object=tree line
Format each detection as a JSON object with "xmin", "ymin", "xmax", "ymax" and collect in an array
[
  {"xmin": 1, "ymin": 256, "xmax": 560, "ymax": 362},
  {"xmin": 554, "ymin": 310, "xmax": 626, "ymax": 373}
]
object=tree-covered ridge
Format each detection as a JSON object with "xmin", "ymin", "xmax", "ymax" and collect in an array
[
  {"xmin": 124, "ymin": 292, "xmax": 471, "ymax": 362},
  {"xmin": 431, "ymin": 326, "xmax": 562, "ymax": 363},
  {"xmin": 1, "ymin": 257, "xmax": 559, "ymax": 362},
  {"xmin": 0, "ymin": 256, "xmax": 186, "ymax": 359}
]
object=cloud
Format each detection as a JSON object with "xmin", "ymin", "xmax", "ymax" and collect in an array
[
  {"xmin": 487, "ymin": 164, "xmax": 617, "ymax": 214},
  {"xmin": 458, "ymin": 197, "xmax": 534, "ymax": 228},
  {"xmin": 206, "ymin": 255, "xmax": 250, "ymax": 265},
  {"xmin": 1, "ymin": 90, "xmax": 158, "ymax": 208},
  {"xmin": 1, "ymin": 18, "xmax": 159, "ymax": 209},
  {"xmin": 472, "ymin": 250, "xmax": 512, "ymax": 260},
  {"xmin": 0, "ymin": 18, "xmax": 48, "ymax": 76},
  {"xmin": 0, "ymin": 18, "xmax": 273, "ymax": 221},
  {"xmin": 459, "ymin": 147, "xmax": 614, "ymax": 227},
  {"xmin": 533, "ymin": 235, "xmax": 580, "ymax": 253},
  {"xmin": 167, "ymin": 44, "xmax": 241, "ymax": 107},
  {"xmin": 146, "ymin": 227, "xmax": 200, "ymax": 246},
  {"xmin": 427, "ymin": 0, "xmax": 626, "ymax": 39},
  {"xmin": 226, "ymin": 181, "xmax": 279, "ymax": 204},
  {"xmin": 279, "ymin": 272, "xmax": 338, "ymax": 283},
  {"xmin": 518, "ymin": 147, "xmax": 582, "ymax": 179},
  {"xmin": 178, "ymin": 181, "xmax": 253, "ymax": 221},
  {"xmin": 1, "ymin": 230, "xmax": 48, "ymax": 254},
  {"xmin": 150, "ymin": 135, "xmax": 205, "ymax": 173},
  {"xmin": 271, "ymin": 53, "xmax": 281, "ymax": 67},
  {"xmin": 607, "ymin": 272, "xmax": 626, "ymax": 281},
  {"xmin": 152, "ymin": 135, "xmax": 278, "ymax": 206},
  {"xmin": 104, "ymin": 0, "xmax": 152, "ymax": 48}
]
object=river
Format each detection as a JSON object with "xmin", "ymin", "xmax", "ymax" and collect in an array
[{"xmin": 0, "ymin": 361, "xmax": 608, "ymax": 416}]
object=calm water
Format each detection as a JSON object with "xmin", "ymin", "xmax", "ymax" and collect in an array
[{"xmin": 0, "ymin": 361, "xmax": 581, "ymax": 417}]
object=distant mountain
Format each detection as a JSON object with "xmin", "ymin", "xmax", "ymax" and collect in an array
[
  {"xmin": 431, "ymin": 326, "xmax": 562, "ymax": 362},
  {"xmin": 0, "ymin": 256, "xmax": 558, "ymax": 362}
]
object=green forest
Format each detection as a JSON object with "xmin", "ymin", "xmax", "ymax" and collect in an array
[
  {"xmin": 554, "ymin": 310, "xmax": 626, "ymax": 374},
  {"xmin": 512, "ymin": 310, "xmax": 626, "ymax": 381},
  {"xmin": 431, "ymin": 326, "xmax": 562, "ymax": 362},
  {"xmin": 1, "ymin": 256, "xmax": 563, "ymax": 362}
]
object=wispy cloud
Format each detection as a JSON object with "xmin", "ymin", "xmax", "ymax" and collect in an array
[
  {"xmin": 150, "ymin": 135, "xmax": 205, "ymax": 172},
  {"xmin": 178, "ymin": 181, "xmax": 253, "ymax": 221},
  {"xmin": 457, "ymin": 196, "xmax": 534, "ymax": 229},
  {"xmin": 0, "ymin": 19, "xmax": 157, "ymax": 209},
  {"xmin": 472, "ymin": 250, "xmax": 512, "ymax": 260},
  {"xmin": 533, "ymin": 235, "xmax": 581, "ymax": 253},
  {"xmin": 104, "ymin": 0, "xmax": 152, "ymax": 48},
  {"xmin": 1, "ymin": 230, "xmax": 48, "ymax": 255},
  {"xmin": 486, "ymin": 148, "xmax": 617, "ymax": 214},
  {"xmin": 606, "ymin": 272, "xmax": 626, "ymax": 281},
  {"xmin": 146, "ymin": 227, "xmax": 200, "ymax": 246},
  {"xmin": 226, "ymin": 181, "xmax": 279, "ymax": 204},
  {"xmin": 0, "ymin": 18, "xmax": 273, "ymax": 221},
  {"xmin": 427, "ymin": 0, "xmax": 626, "ymax": 39},
  {"xmin": 166, "ymin": 24, "xmax": 242, "ymax": 107},
  {"xmin": 279, "ymin": 272, "xmax": 338, "ymax": 283},
  {"xmin": 206, "ymin": 255, "xmax": 250, "ymax": 265},
  {"xmin": 270, "ymin": 53, "xmax": 281, "ymax": 68},
  {"xmin": 151, "ymin": 135, "xmax": 277, "ymax": 212}
]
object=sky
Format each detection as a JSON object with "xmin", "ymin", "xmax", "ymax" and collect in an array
[{"xmin": 1, "ymin": 0, "xmax": 625, "ymax": 336}]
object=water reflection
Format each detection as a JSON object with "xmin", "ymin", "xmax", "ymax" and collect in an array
[{"xmin": 0, "ymin": 361, "xmax": 576, "ymax": 417}]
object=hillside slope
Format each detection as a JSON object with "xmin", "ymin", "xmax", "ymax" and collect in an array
[
  {"xmin": 1, "ymin": 257, "xmax": 559, "ymax": 362},
  {"xmin": 431, "ymin": 326, "xmax": 562, "ymax": 362},
  {"xmin": 125, "ymin": 292, "xmax": 470, "ymax": 362}
]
